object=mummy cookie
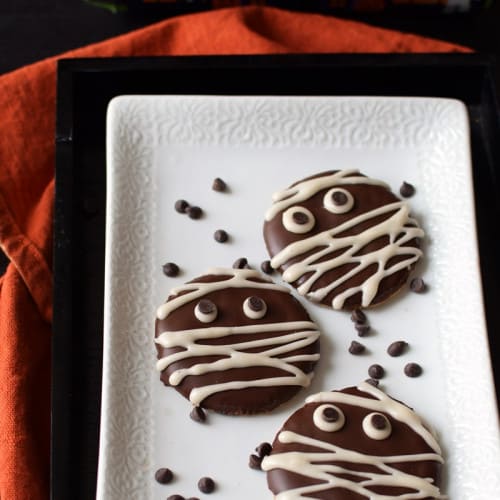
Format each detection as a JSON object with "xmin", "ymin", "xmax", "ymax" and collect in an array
[
  {"xmin": 261, "ymin": 382, "xmax": 444, "ymax": 499},
  {"xmin": 155, "ymin": 268, "xmax": 320, "ymax": 415},
  {"xmin": 263, "ymin": 170, "xmax": 424, "ymax": 310}
]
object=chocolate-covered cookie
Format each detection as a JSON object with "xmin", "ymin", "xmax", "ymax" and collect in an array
[
  {"xmin": 155, "ymin": 268, "xmax": 320, "ymax": 415},
  {"xmin": 263, "ymin": 170, "xmax": 424, "ymax": 310},
  {"xmin": 262, "ymin": 382, "xmax": 444, "ymax": 499}
]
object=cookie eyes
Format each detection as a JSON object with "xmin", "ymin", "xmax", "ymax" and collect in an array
[
  {"xmin": 282, "ymin": 206, "xmax": 315, "ymax": 234},
  {"xmin": 323, "ymin": 188, "xmax": 354, "ymax": 214},
  {"xmin": 362, "ymin": 412, "xmax": 392, "ymax": 440},
  {"xmin": 243, "ymin": 296, "xmax": 267, "ymax": 319},
  {"xmin": 313, "ymin": 404, "xmax": 345, "ymax": 432},
  {"xmin": 195, "ymin": 299, "xmax": 218, "ymax": 323}
]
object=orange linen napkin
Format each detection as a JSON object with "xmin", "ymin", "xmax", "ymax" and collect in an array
[{"xmin": 0, "ymin": 6, "xmax": 469, "ymax": 500}]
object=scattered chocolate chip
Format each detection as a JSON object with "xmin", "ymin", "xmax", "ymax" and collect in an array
[
  {"xmin": 198, "ymin": 477, "xmax": 215, "ymax": 494},
  {"xmin": 400, "ymin": 181, "xmax": 416, "ymax": 198},
  {"xmin": 365, "ymin": 378, "xmax": 379, "ymax": 387},
  {"xmin": 167, "ymin": 496, "xmax": 184, "ymax": 500},
  {"xmin": 187, "ymin": 498, "xmax": 200, "ymax": 500},
  {"xmin": 249, "ymin": 454, "xmax": 263, "ymax": 470},
  {"xmin": 162, "ymin": 262, "xmax": 180, "ymax": 278},
  {"xmin": 190, "ymin": 406, "xmax": 206, "ymax": 423},
  {"xmin": 187, "ymin": 206, "xmax": 203, "ymax": 219},
  {"xmin": 233, "ymin": 257, "xmax": 249, "ymax": 269},
  {"xmin": 248, "ymin": 296, "xmax": 265, "ymax": 312},
  {"xmin": 212, "ymin": 177, "xmax": 227, "ymax": 192},
  {"xmin": 175, "ymin": 199, "xmax": 190, "ymax": 213},
  {"xmin": 348, "ymin": 340, "xmax": 366, "ymax": 355},
  {"xmin": 350, "ymin": 309, "xmax": 367, "ymax": 324},
  {"xmin": 155, "ymin": 467, "xmax": 173, "ymax": 484},
  {"xmin": 371, "ymin": 413, "xmax": 388, "ymax": 430},
  {"xmin": 410, "ymin": 277, "xmax": 426, "ymax": 293},
  {"xmin": 355, "ymin": 323, "xmax": 371, "ymax": 337},
  {"xmin": 255, "ymin": 442, "xmax": 272, "ymax": 457},
  {"xmin": 387, "ymin": 340, "xmax": 408, "ymax": 357},
  {"xmin": 214, "ymin": 229, "xmax": 228, "ymax": 243},
  {"xmin": 332, "ymin": 191, "xmax": 348, "ymax": 205},
  {"xmin": 292, "ymin": 211, "xmax": 309, "ymax": 225},
  {"xmin": 368, "ymin": 364, "xmax": 385, "ymax": 379},
  {"xmin": 260, "ymin": 260, "xmax": 274, "ymax": 274},
  {"xmin": 198, "ymin": 299, "xmax": 216, "ymax": 314},
  {"xmin": 404, "ymin": 362, "xmax": 423, "ymax": 378},
  {"xmin": 322, "ymin": 407, "xmax": 340, "ymax": 422}
]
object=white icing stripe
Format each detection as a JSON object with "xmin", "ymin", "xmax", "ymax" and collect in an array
[
  {"xmin": 155, "ymin": 321, "xmax": 320, "ymax": 406},
  {"xmin": 306, "ymin": 382, "xmax": 441, "ymax": 455},
  {"xmin": 270, "ymin": 202, "xmax": 424, "ymax": 309},
  {"xmin": 262, "ymin": 431, "xmax": 445, "ymax": 499},
  {"xmin": 156, "ymin": 268, "xmax": 290, "ymax": 320},
  {"xmin": 265, "ymin": 169, "xmax": 389, "ymax": 222}
]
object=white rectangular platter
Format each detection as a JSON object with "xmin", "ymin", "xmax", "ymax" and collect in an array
[{"xmin": 99, "ymin": 95, "xmax": 500, "ymax": 500}]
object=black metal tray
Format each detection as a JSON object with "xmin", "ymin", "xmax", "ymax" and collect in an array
[{"xmin": 53, "ymin": 53, "xmax": 500, "ymax": 500}]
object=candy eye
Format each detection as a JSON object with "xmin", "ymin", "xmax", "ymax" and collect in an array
[
  {"xmin": 362, "ymin": 412, "xmax": 392, "ymax": 440},
  {"xmin": 323, "ymin": 188, "xmax": 354, "ymax": 214},
  {"xmin": 282, "ymin": 206, "xmax": 315, "ymax": 234},
  {"xmin": 195, "ymin": 299, "xmax": 218, "ymax": 323},
  {"xmin": 243, "ymin": 296, "xmax": 267, "ymax": 319},
  {"xmin": 313, "ymin": 404, "xmax": 345, "ymax": 432}
]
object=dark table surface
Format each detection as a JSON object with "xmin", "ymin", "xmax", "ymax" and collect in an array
[{"xmin": 0, "ymin": 0, "xmax": 499, "ymax": 76}]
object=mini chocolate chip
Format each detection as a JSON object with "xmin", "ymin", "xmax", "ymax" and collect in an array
[
  {"xmin": 371, "ymin": 413, "xmax": 388, "ymax": 430},
  {"xmin": 248, "ymin": 296, "xmax": 264, "ymax": 312},
  {"xmin": 400, "ymin": 181, "xmax": 416, "ymax": 198},
  {"xmin": 212, "ymin": 177, "xmax": 227, "ymax": 192},
  {"xmin": 410, "ymin": 277, "xmax": 426, "ymax": 293},
  {"xmin": 233, "ymin": 257, "xmax": 249, "ymax": 269},
  {"xmin": 255, "ymin": 442, "xmax": 272, "ymax": 457},
  {"xmin": 187, "ymin": 206, "xmax": 203, "ymax": 219},
  {"xmin": 198, "ymin": 477, "xmax": 215, "ymax": 494},
  {"xmin": 322, "ymin": 407, "xmax": 340, "ymax": 422},
  {"xmin": 292, "ymin": 211, "xmax": 309, "ymax": 225},
  {"xmin": 368, "ymin": 364, "xmax": 385, "ymax": 379},
  {"xmin": 249, "ymin": 454, "xmax": 263, "ymax": 470},
  {"xmin": 155, "ymin": 467, "xmax": 173, "ymax": 484},
  {"xmin": 355, "ymin": 323, "xmax": 371, "ymax": 337},
  {"xmin": 387, "ymin": 340, "xmax": 408, "ymax": 357},
  {"xmin": 365, "ymin": 378, "xmax": 379, "ymax": 387},
  {"xmin": 190, "ymin": 406, "xmax": 206, "ymax": 423},
  {"xmin": 350, "ymin": 309, "xmax": 367, "ymax": 324},
  {"xmin": 404, "ymin": 362, "xmax": 423, "ymax": 378},
  {"xmin": 162, "ymin": 262, "xmax": 180, "ymax": 278},
  {"xmin": 167, "ymin": 496, "xmax": 184, "ymax": 500},
  {"xmin": 348, "ymin": 340, "xmax": 365, "ymax": 355},
  {"xmin": 198, "ymin": 299, "xmax": 216, "ymax": 314},
  {"xmin": 187, "ymin": 498, "xmax": 200, "ymax": 500},
  {"xmin": 260, "ymin": 260, "xmax": 274, "ymax": 274},
  {"xmin": 332, "ymin": 191, "xmax": 348, "ymax": 205},
  {"xmin": 174, "ymin": 199, "xmax": 189, "ymax": 213},
  {"xmin": 214, "ymin": 229, "xmax": 228, "ymax": 243}
]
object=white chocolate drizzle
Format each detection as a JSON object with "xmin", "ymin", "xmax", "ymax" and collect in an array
[
  {"xmin": 271, "ymin": 201, "xmax": 424, "ymax": 309},
  {"xmin": 261, "ymin": 382, "xmax": 445, "ymax": 499},
  {"xmin": 265, "ymin": 170, "xmax": 389, "ymax": 222},
  {"xmin": 155, "ymin": 268, "xmax": 320, "ymax": 406}
]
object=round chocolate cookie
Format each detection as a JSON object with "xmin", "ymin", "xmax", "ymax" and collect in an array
[
  {"xmin": 155, "ymin": 268, "xmax": 320, "ymax": 415},
  {"xmin": 263, "ymin": 170, "xmax": 424, "ymax": 310},
  {"xmin": 262, "ymin": 382, "xmax": 444, "ymax": 499}
]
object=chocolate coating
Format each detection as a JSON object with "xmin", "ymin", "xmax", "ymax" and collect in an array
[
  {"xmin": 155, "ymin": 269, "xmax": 320, "ymax": 415},
  {"xmin": 264, "ymin": 385, "xmax": 443, "ymax": 499},
  {"xmin": 263, "ymin": 170, "xmax": 423, "ymax": 310}
]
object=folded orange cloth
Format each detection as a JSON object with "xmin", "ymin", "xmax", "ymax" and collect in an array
[{"xmin": 0, "ymin": 6, "xmax": 468, "ymax": 499}]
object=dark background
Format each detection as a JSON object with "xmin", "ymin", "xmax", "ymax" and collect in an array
[{"xmin": 0, "ymin": 0, "xmax": 499, "ymax": 75}]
